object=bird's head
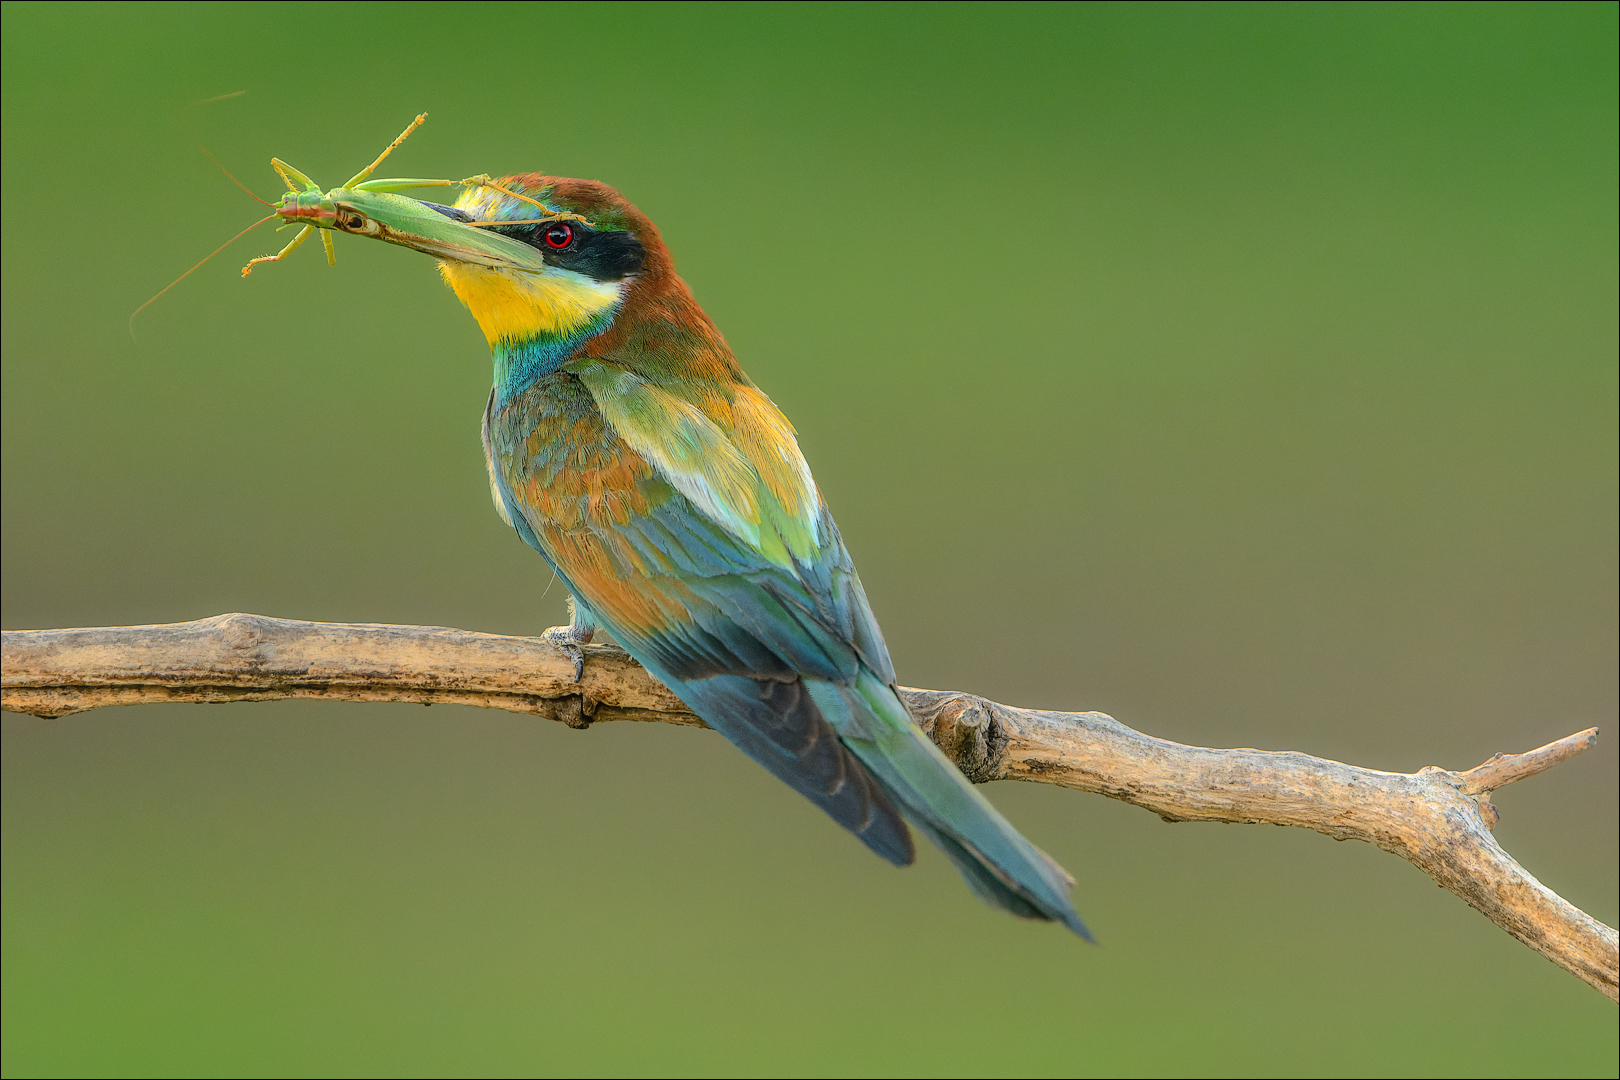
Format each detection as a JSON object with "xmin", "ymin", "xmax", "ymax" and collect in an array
[
  {"xmin": 299, "ymin": 174, "xmax": 665, "ymax": 360},
  {"xmin": 278, "ymin": 171, "xmax": 713, "ymax": 395},
  {"xmin": 429, "ymin": 175, "xmax": 661, "ymax": 352}
]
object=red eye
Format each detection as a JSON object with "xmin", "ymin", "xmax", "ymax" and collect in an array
[{"xmin": 543, "ymin": 223, "xmax": 574, "ymax": 249}]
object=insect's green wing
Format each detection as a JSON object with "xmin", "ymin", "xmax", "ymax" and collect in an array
[{"xmin": 326, "ymin": 190, "xmax": 550, "ymax": 273}]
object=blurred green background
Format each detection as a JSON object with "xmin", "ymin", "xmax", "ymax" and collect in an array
[{"xmin": 3, "ymin": 1, "xmax": 1615, "ymax": 1075}]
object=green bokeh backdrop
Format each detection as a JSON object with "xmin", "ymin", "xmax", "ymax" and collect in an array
[{"xmin": 3, "ymin": 2, "xmax": 1615, "ymax": 1075}]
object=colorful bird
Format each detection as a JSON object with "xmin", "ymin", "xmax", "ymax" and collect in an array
[{"xmin": 287, "ymin": 171, "xmax": 1089, "ymax": 936}]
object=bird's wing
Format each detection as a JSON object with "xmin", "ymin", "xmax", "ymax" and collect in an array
[
  {"xmin": 487, "ymin": 365, "xmax": 911, "ymax": 864},
  {"xmin": 490, "ymin": 361, "xmax": 1087, "ymax": 933},
  {"xmin": 560, "ymin": 357, "xmax": 895, "ymax": 684}
]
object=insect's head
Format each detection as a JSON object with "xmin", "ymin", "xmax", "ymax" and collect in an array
[
  {"xmin": 298, "ymin": 188, "xmax": 554, "ymax": 272},
  {"xmin": 272, "ymin": 189, "xmax": 350, "ymax": 231}
]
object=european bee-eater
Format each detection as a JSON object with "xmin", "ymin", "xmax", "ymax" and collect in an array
[{"xmin": 297, "ymin": 173, "xmax": 1089, "ymax": 936}]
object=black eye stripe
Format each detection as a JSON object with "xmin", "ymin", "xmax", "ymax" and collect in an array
[{"xmin": 491, "ymin": 218, "xmax": 647, "ymax": 282}]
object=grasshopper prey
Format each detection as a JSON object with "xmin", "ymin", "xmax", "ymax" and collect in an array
[
  {"xmin": 244, "ymin": 113, "xmax": 590, "ymax": 276},
  {"xmin": 132, "ymin": 113, "xmax": 588, "ymax": 333}
]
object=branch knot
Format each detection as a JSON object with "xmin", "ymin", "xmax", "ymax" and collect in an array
[{"xmin": 898, "ymin": 689, "xmax": 1008, "ymax": 782}]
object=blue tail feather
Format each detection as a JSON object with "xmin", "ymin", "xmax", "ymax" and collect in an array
[
  {"xmin": 641, "ymin": 661, "xmax": 917, "ymax": 869},
  {"xmin": 805, "ymin": 670, "xmax": 1092, "ymax": 939}
]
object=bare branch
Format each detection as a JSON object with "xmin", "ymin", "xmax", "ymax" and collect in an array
[
  {"xmin": 1457, "ymin": 730, "xmax": 1601, "ymax": 795},
  {"xmin": 3, "ymin": 612, "xmax": 1614, "ymax": 1000}
]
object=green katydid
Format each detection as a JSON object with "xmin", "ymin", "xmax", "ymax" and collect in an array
[
  {"xmin": 243, "ymin": 112, "xmax": 593, "ymax": 276},
  {"xmin": 131, "ymin": 113, "xmax": 585, "ymax": 333}
]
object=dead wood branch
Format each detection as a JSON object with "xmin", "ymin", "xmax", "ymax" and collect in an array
[{"xmin": 3, "ymin": 612, "xmax": 1613, "ymax": 1000}]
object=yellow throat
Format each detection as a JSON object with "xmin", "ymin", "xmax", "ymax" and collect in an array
[{"xmin": 438, "ymin": 261, "xmax": 626, "ymax": 347}]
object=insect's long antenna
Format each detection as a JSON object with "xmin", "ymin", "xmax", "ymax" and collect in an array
[
  {"xmin": 199, "ymin": 145, "xmax": 276, "ymax": 208},
  {"xmin": 344, "ymin": 112, "xmax": 428, "ymax": 188},
  {"xmin": 129, "ymin": 213, "xmax": 277, "ymax": 339}
]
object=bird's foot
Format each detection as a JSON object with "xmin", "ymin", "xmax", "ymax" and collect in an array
[{"xmin": 541, "ymin": 623, "xmax": 595, "ymax": 683}]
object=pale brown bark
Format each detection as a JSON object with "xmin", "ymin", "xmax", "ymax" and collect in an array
[{"xmin": 3, "ymin": 612, "xmax": 1614, "ymax": 1000}]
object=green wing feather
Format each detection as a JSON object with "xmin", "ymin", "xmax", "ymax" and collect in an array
[{"xmin": 491, "ymin": 363, "xmax": 1089, "ymax": 935}]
